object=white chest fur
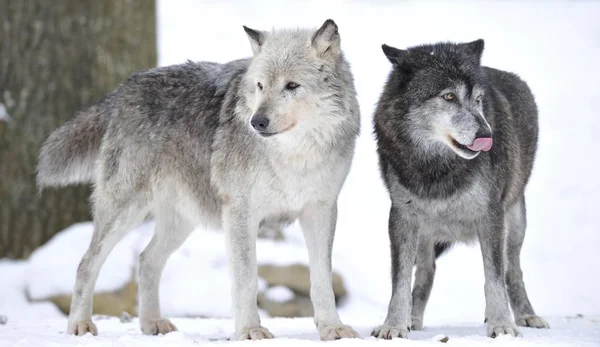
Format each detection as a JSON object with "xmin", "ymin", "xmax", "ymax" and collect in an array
[{"xmin": 252, "ymin": 149, "xmax": 344, "ymax": 219}]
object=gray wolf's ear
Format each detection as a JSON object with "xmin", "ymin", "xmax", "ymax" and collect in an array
[
  {"xmin": 243, "ymin": 25, "xmax": 267, "ymax": 55},
  {"xmin": 382, "ymin": 44, "xmax": 407, "ymax": 65},
  {"xmin": 312, "ymin": 19, "xmax": 340, "ymax": 60},
  {"xmin": 461, "ymin": 39, "xmax": 485, "ymax": 63}
]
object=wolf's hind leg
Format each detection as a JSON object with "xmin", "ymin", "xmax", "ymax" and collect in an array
[
  {"xmin": 505, "ymin": 197, "xmax": 549, "ymax": 329},
  {"xmin": 410, "ymin": 238, "xmax": 436, "ymax": 330},
  {"xmin": 68, "ymin": 198, "xmax": 148, "ymax": 336},
  {"xmin": 138, "ymin": 208, "xmax": 195, "ymax": 335}
]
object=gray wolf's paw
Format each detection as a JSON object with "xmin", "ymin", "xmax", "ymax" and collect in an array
[
  {"xmin": 68, "ymin": 321, "xmax": 98, "ymax": 336},
  {"xmin": 237, "ymin": 326, "xmax": 274, "ymax": 340},
  {"xmin": 515, "ymin": 315, "xmax": 549, "ymax": 329},
  {"xmin": 410, "ymin": 317, "xmax": 424, "ymax": 331},
  {"xmin": 318, "ymin": 323, "xmax": 360, "ymax": 340},
  {"xmin": 371, "ymin": 324, "xmax": 409, "ymax": 339},
  {"xmin": 487, "ymin": 322, "xmax": 520, "ymax": 338},
  {"xmin": 141, "ymin": 318, "xmax": 177, "ymax": 335}
]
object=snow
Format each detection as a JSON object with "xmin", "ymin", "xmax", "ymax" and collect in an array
[
  {"xmin": 0, "ymin": 315, "xmax": 598, "ymax": 346},
  {"xmin": 0, "ymin": 103, "xmax": 10, "ymax": 122},
  {"xmin": 26, "ymin": 222, "xmax": 152, "ymax": 300},
  {"xmin": 265, "ymin": 286, "xmax": 295, "ymax": 303},
  {"xmin": 156, "ymin": 226, "xmax": 309, "ymax": 318},
  {"xmin": 25, "ymin": 221, "xmax": 311, "ymax": 319},
  {"xmin": 0, "ymin": 260, "xmax": 64, "ymax": 322},
  {"xmin": 2, "ymin": 0, "xmax": 600, "ymax": 345}
]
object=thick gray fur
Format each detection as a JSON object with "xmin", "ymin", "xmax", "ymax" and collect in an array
[
  {"xmin": 371, "ymin": 40, "xmax": 548, "ymax": 339},
  {"xmin": 37, "ymin": 19, "xmax": 360, "ymax": 341}
]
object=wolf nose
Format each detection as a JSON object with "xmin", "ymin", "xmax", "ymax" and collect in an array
[{"xmin": 251, "ymin": 115, "xmax": 269, "ymax": 132}]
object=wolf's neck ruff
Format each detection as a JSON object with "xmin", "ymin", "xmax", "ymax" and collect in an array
[{"xmin": 380, "ymin": 128, "xmax": 481, "ymax": 200}]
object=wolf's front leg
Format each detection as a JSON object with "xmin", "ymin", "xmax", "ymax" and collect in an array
[
  {"xmin": 479, "ymin": 206, "xmax": 520, "ymax": 338},
  {"xmin": 300, "ymin": 201, "xmax": 359, "ymax": 341},
  {"xmin": 410, "ymin": 238, "xmax": 436, "ymax": 331},
  {"xmin": 223, "ymin": 203, "xmax": 273, "ymax": 341},
  {"xmin": 372, "ymin": 206, "xmax": 419, "ymax": 339}
]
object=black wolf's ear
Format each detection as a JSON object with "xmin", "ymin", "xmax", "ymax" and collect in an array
[
  {"xmin": 312, "ymin": 19, "xmax": 341, "ymax": 60},
  {"xmin": 461, "ymin": 39, "xmax": 485, "ymax": 63},
  {"xmin": 382, "ymin": 44, "xmax": 407, "ymax": 65},
  {"xmin": 243, "ymin": 25, "xmax": 268, "ymax": 55}
]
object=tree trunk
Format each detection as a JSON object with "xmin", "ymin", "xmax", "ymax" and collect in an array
[{"xmin": 0, "ymin": 0, "xmax": 157, "ymax": 258}]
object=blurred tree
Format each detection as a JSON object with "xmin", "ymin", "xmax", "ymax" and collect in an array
[{"xmin": 0, "ymin": 1, "xmax": 157, "ymax": 258}]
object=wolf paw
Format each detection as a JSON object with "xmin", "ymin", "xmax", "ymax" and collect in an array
[
  {"xmin": 68, "ymin": 321, "xmax": 98, "ymax": 336},
  {"xmin": 371, "ymin": 324, "xmax": 409, "ymax": 339},
  {"xmin": 411, "ymin": 317, "xmax": 424, "ymax": 331},
  {"xmin": 237, "ymin": 326, "xmax": 274, "ymax": 340},
  {"xmin": 141, "ymin": 318, "xmax": 177, "ymax": 335},
  {"xmin": 516, "ymin": 316, "xmax": 549, "ymax": 329},
  {"xmin": 487, "ymin": 323, "xmax": 520, "ymax": 338},
  {"xmin": 318, "ymin": 323, "xmax": 360, "ymax": 340}
]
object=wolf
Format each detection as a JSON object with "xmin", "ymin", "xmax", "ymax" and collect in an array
[
  {"xmin": 371, "ymin": 39, "xmax": 549, "ymax": 339},
  {"xmin": 37, "ymin": 19, "xmax": 361, "ymax": 341}
]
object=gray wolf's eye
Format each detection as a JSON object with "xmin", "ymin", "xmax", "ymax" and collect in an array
[
  {"xmin": 442, "ymin": 93, "xmax": 456, "ymax": 102},
  {"xmin": 285, "ymin": 82, "xmax": 300, "ymax": 90},
  {"xmin": 476, "ymin": 95, "xmax": 483, "ymax": 103},
  {"xmin": 257, "ymin": 82, "xmax": 263, "ymax": 90}
]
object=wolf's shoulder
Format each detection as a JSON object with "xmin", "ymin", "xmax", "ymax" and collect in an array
[{"xmin": 482, "ymin": 66, "xmax": 535, "ymax": 114}]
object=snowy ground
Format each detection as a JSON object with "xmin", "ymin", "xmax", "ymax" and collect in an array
[
  {"xmin": 2, "ymin": 0, "xmax": 600, "ymax": 346},
  {"xmin": 1, "ymin": 315, "xmax": 599, "ymax": 347}
]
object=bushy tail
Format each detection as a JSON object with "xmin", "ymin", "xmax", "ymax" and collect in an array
[{"xmin": 37, "ymin": 105, "xmax": 107, "ymax": 188}]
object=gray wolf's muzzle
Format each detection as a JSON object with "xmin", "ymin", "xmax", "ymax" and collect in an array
[{"xmin": 250, "ymin": 115, "xmax": 274, "ymax": 137}]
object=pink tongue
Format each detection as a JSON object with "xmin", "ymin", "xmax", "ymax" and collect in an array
[{"xmin": 467, "ymin": 137, "xmax": 493, "ymax": 152}]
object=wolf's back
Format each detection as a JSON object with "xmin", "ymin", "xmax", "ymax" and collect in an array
[{"xmin": 37, "ymin": 103, "xmax": 108, "ymax": 188}]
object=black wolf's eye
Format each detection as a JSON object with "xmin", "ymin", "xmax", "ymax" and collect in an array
[
  {"xmin": 257, "ymin": 82, "xmax": 263, "ymax": 90},
  {"xmin": 442, "ymin": 93, "xmax": 456, "ymax": 102},
  {"xmin": 285, "ymin": 82, "xmax": 300, "ymax": 90}
]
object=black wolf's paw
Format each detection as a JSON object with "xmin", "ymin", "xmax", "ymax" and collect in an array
[
  {"xmin": 515, "ymin": 316, "xmax": 549, "ymax": 329},
  {"xmin": 487, "ymin": 322, "xmax": 520, "ymax": 338},
  {"xmin": 411, "ymin": 317, "xmax": 424, "ymax": 331},
  {"xmin": 371, "ymin": 324, "xmax": 409, "ymax": 339}
]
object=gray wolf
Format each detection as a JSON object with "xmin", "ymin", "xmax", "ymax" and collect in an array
[
  {"xmin": 37, "ymin": 19, "xmax": 360, "ymax": 341},
  {"xmin": 371, "ymin": 39, "xmax": 549, "ymax": 339}
]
